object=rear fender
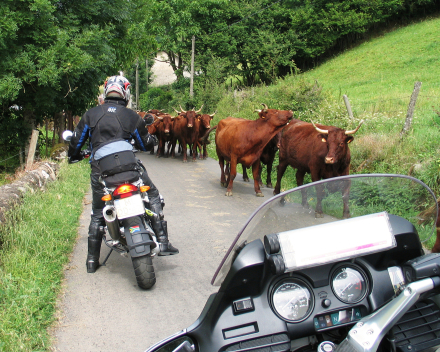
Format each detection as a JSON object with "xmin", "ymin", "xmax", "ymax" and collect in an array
[{"xmin": 122, "ymin": 217, "xmax": 156, "ymax": 258}]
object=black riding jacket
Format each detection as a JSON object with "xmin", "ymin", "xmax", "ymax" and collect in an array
[{"xmin": 68, "ymin": 98, "xmax": 155, "ymax": 161}]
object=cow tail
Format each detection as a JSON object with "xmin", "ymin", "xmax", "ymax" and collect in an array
[{"xmin": 200, "ymin": 125, "xmax": 217, "ymax": 143}]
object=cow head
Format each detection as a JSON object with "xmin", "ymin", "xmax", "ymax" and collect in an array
[
  {"xmin": 199, "ymin": 112, "xmax": 215, "ymax": 129},
  {"xmin": 254, "ymin": 103, "xmax": 293, "ymax": 126},
  {"xmin": 312, "ymin": 120, "xmax": 363, "ymax": 164},
  {"xmin": 148, "ymin": 119, "xmax": 161, "ymax": 135},
  {"xmin": 157, "ymin": 114, "xmax": 173, "ymax": 134},
  {"xmin": 179, "ymin": 104, "xmax": 203, "ymax": 128}
]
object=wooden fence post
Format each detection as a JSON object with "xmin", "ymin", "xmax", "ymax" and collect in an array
[
  {"xmin": 400, "ymin": 81, "xmax": 422, "ymax": 139},
  {"xmin": 26, "ymin": 129, "xmax": 39, "ymax": 170},
  {"xmin": 343, "ymin": 94, "xmax": 354, "ymax": 119}
]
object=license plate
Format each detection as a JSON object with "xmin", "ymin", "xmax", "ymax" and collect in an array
[{"xmin": 114, "ymin": 194, "xmax": 145, "ymax": 219}]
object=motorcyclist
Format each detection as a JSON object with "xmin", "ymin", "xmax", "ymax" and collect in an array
[{"xmin": 68, "ymin": 75, "xmax": 179, "ymax": 274}]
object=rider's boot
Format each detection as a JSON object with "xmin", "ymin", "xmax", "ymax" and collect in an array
[
  {"xmin": 150, "ymin": 203, "xmax": 179, "ymax": 256},
  {"xmin": 156, "ymin": 219, "xmax": 179, "ymax": 256},
  {"xmin": 86, "ymin": 220, "xmax": 104, "ymax": 273}
]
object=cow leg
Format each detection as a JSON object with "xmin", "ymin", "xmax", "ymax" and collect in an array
[
  {"xmin": 202, "ymin": 143, "xmax": 208, "ymax": 160},
  {"xmin": 242, "ymin": 164, "xmax": 250, "ymax": 182},
  {"xmin": 314, "ymin": 183, "xmax": 325, "ymax": 218},
  {"xmin": 225, "ymin": 162, "xmax": 230, "ymax": 178},
  {"xmin": 258, "ymin": 163, "xmax": 264, "ymax": 188},
  {"xmin": 182, "ymin": 140, "xmax": 188, "ymax": 162},
  {"xmin": 218, "ymin": 156, "xmax": 227, "ymax": 188},
  {"xmin": 310, "ymin": 171, "xmax": 324, "ymax": 218},
  {"xmin": 341, "ymin": 179, "xmax": 351, "ymax": 219},
  {"xmin": 191, "ymin": 142, "xmax": 197, "ymax": 162},
  {"xmin": 156, "ymin": 139, "xmax": 163, "ymax": 158},
  {"xmin": 296, "ymin": 170, "xmax": 310, "ymax": 210},
  {"xmin": 274, "ymin": 160, "xmax": 289, "ymax": 195},
  {"xmin": 266, "ymin": 160, "xmax": 273, "ymax": 188},
  {"xmin": 252, "ymin": 161, "xmax": 263, "ymax": 197},
  {"xmin": 226, "ymin": 158, "xmax": 238, "ymax": 196}
]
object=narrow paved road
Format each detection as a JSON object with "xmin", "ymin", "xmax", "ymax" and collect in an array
[{"xmin": 51, "ymin": 150, "xmax": 275, "ymax": 352}]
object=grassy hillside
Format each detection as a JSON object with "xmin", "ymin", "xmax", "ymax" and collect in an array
[{"xmin": 207, "ymin": 16, "xmax": 440, "ymax": 194}]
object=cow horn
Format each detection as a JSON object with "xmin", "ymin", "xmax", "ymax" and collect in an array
[
  {"xmin": 173, "ymin": 107, "xmax": 180, "ymax": 114},
  {"xmin": 195, "ymin": 104, "xmax": 204, "ymax": 113},
  {"xmin": 209, "ymin": 111, "xmax": 216, "ymax": 117},
  {"xmin": 345, "ymin": 120, "xmax": 364, "ymax": 135},
  {"xmin": 179, "ymin": 105, "xmax": 187, "ymax": 113},
  {"xmin": 254, "ymin": 109, "xmax": 262, "ymax": 113},
  {"xmin": 261, "ymin": 103, "xmax": 269, "ymax": 111},
  {"xmin": 311, "ymin": 120, "xmax": 328, "ymax": 134},
  {"xmin": 158, "ymin": 116, "xmax": 163, "ymax": 120}
]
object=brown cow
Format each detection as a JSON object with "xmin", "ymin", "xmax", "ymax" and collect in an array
[
  {"xmin": 196, "ymin": 112, "xmax": 215, "ymax": 159},
  {"xmin": 153, "ymin": 114, "xmax": 174, "ymax": 158},
  {"xmin": 274, "ymin": 119, "xmax": 363, "ymax": 218},
  {"xmin": 170, "ymin": 105, "xmax": 202, "ymax": 162},
  {"xmin": 214, "ymin": 104, "xmax": 293, "ymax": 197},
  {"xmin": 241, "ymin": 131, "xmax": 282, "ymax": 188}
]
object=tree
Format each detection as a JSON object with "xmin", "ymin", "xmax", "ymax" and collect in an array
[{"xmin": 0, "ymin": 0, "xmax": 157, "ymax": 162}]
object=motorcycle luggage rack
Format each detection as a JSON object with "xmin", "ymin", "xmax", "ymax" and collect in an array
[{"xmin": 391, "ymin": 298, "xmax": 440, "ymax": 351}]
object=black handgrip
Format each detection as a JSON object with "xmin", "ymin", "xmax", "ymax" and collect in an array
[{"xmin": 402, "ymin": 253, "xmax": 440, "ymax": 283}]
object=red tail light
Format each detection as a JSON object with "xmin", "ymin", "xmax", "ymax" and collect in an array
[{"xmin": 113, "ymin": 184, "xmax": 138, "ymax": 198}]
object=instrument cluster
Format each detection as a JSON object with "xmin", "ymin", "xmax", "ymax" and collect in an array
[{"xmin": 269, "ymin": 263, "xmax": 369, "ymax": 326}]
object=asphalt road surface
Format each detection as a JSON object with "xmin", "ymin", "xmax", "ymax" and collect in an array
[{"xmin": 51, "ymin": 150, "xmax": 275, "ymax": 352}]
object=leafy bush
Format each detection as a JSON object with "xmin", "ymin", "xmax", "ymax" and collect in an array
[{"xmin": 139, "ymin": 87, "xmax": 173, "ymax": 111}]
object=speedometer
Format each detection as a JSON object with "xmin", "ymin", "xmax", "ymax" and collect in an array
[
  {"xmin": 271, "ymin": 278, "xmax": 314, "ymax": 322},
  {"xmin": 332, "ymin": 266, "xmax": 368, "ymax": 304}
]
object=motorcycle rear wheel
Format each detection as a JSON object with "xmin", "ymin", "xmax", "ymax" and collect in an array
[{"xmin": 132, "ymin": 255, "xmax": 156, "ymax": 289}]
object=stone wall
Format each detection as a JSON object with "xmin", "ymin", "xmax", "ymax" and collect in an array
[{"xmin": 0, "ymin": 162, "xmax": 60, "ymax": 223}]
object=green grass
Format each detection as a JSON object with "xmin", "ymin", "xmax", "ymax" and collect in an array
[{"xmin": 0, "ymin": 160, "xmax": 90, "ymax": 352}]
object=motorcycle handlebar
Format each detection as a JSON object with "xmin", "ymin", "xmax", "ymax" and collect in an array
[{"xmin": 68, "ymin": 149, "xmax": 91, "ymax": 164}]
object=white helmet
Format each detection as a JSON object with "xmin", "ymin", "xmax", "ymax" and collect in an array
[{"xmin": 104, "ymin": 75, "xmax": 131, "ymax": 102}]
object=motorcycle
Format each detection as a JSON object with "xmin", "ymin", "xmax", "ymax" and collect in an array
[
  {"xmin": 145, "ymin": 174, "xmax": 440, "ymax": 352},
  {"xmin": 62, "ymin": 130, "xmax": 162, "ymax": 290}
]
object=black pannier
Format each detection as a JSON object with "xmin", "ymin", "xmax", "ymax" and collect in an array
[{"xmin": 95, "ymin": 150, "xmax": 139, "ymax": 177}]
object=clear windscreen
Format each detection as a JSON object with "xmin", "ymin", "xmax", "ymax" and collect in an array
[{"xmin": 212, "ymin": 174, "xmax": 438, "ymax": 286}]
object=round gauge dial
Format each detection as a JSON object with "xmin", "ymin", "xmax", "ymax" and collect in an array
[
  {"xmin": 271, "ymin": 279, "xmax": 313, "ymax": 322},
  {"xmin": 332, "ymin": 266, "xmax": 368, "ymax": 303}
]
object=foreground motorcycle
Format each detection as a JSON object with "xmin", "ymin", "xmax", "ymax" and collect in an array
[
  {"xmin": 63, "ymin": 130, "xmax": 161, "ymax": 289},
  {"xmin": 146, "ymin": 174, "xmax": 440, "ymax": 352}
]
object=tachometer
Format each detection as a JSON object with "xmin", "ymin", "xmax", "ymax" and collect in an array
[
  {"xmin": 271, "ymin": 278, "xmax": 313, "ymax": 322},
  {"xmin": 332, "ymin": 266, "xmax": 368, "ymax": 304}
]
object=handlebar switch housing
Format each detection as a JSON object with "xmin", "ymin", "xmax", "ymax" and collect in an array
[{"xmin": 402, "ymin": 253, "xmax": 440, "ymax": 285}]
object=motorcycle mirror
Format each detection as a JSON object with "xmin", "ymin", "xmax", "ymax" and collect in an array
[
  {"xmin": 62, "ymin": 130, "xmax": 73, "ymax": 142},
  {"xmin": 145, "ymin": 115, "xmax": 154, "ymax": 126}
]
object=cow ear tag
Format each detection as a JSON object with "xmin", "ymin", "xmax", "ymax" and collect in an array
[
  {"xmin": 321, "ymin": 138, "xmax": 326, "ymax": 143},
  {"xmin": 347, "ymin": 140, "xmax": 352, "ymax": 144}
]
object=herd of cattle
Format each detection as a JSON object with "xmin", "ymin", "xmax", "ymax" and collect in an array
[
  {"xmin": 139, "ymin": 106, "xmax": 440, "ymax": 253},
  {"xmin": 138, "ymin": 104, "xmax": 364, "ymax": 200}
]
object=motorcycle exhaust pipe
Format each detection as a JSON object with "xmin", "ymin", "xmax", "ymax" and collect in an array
[{"xmin": 103, "ymin": 205, "xmax": 121, "ymax": 241}]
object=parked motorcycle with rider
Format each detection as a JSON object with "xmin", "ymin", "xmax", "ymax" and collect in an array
[{"xmin": 146, "ymin": 174, "xmax": 440, "ymax": 352}]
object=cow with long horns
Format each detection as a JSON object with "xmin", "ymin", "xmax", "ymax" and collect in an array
[
  {"xmin": 170, "ymin": 105, "xmax": 203, "ymax": 162},
  {"xmin": 274, "ymin": 119, "xmax": 363, "ymax": 218}
]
